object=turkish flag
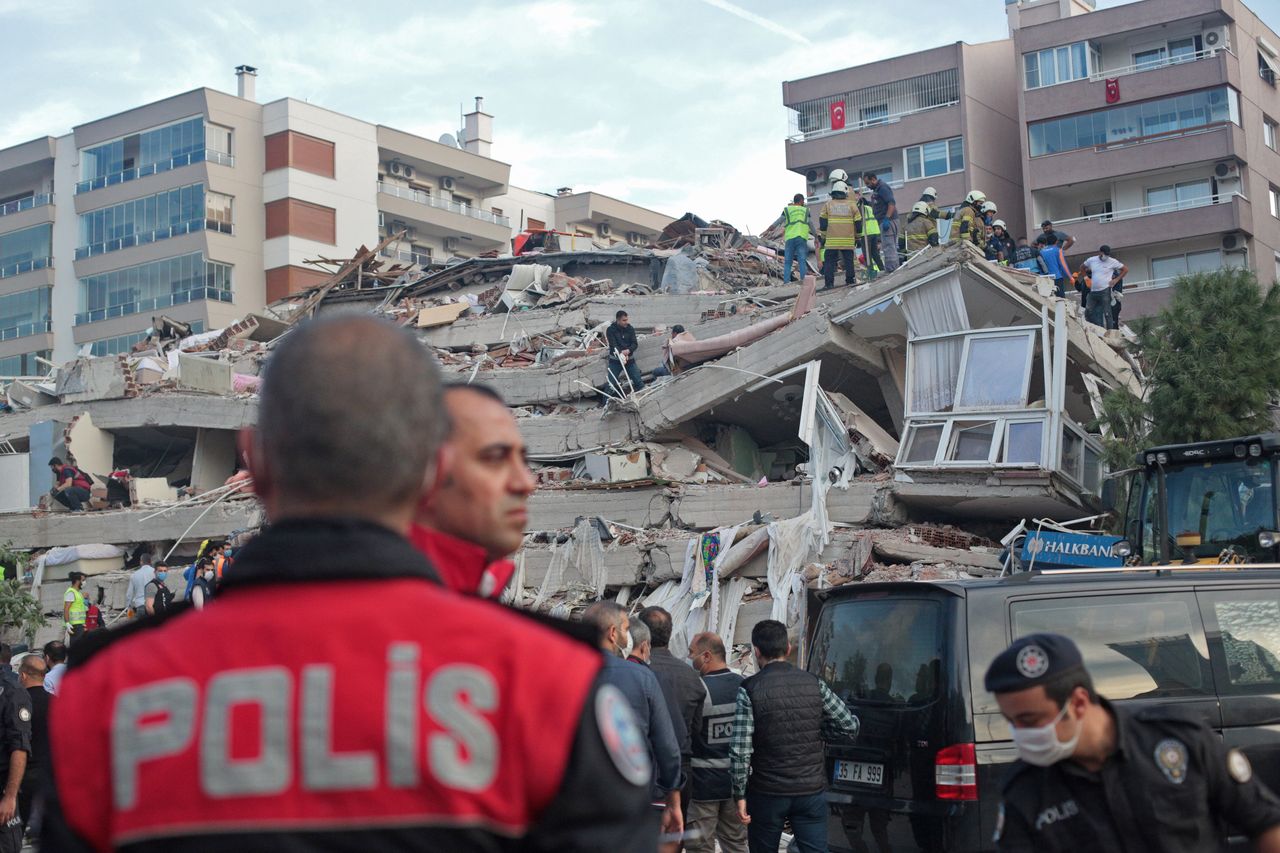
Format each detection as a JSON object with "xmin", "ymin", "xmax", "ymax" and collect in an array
[
  {"xmin": 830, "ymin": 100, "xmax": 846, "ymax": 131},
  {"xmin": 1105, "ymin": 78, "xmax": 1120, "ymax": 104}
]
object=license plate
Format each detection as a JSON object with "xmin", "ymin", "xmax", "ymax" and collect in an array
[{"xmin": 833, "ymin": 759, "xmax": 884, "ymax": 786}]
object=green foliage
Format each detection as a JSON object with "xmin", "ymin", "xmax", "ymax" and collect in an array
[
  {"xmin": 0, "ymin": 542, "xmax": 44, "ymax": 639},
  {"xmin": 1096, "ymin": 267, "xmax": 1280, "ymax": 469}
]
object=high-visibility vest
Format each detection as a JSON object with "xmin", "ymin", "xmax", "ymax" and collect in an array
[
  {"xmin": 67, "ymin": 586, "xmax": 87, "ymax": 625},
  {"xmin": 858, "ymin": 202, "xmax": 880, "ymax": 236},
  {"xmin": 820, "ymin": 197, "xmax": 861, "ymax": 248},
  {"xmin": 213, "ymin": 554, "xmax": 227, "ymax": 580},
  {"xmin": 783, "ymin": 204, "xmax": 810, "ymax": 241}
]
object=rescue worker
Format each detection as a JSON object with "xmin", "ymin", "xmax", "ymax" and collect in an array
[
  {"xmin": 779, "ymin": 194, "xmax": 813, "ymax": 284},
  {"xmin": 919, "ymin": 186, "xmax": 952, "ymax": 221},
  {"xmin": 43, "ymin": 315, "xmax": 656, "ymax": 852},
  {"xmin": 954, "ymin": 190, "xmax": 988, "ymax": 252},
  {"xmin": 410, "ymin": 383, "xmax": 536, "ymax": 599},
  {"xmin": 904, "ymin": 202, "xmax": 940, "ymax": 253},
  {"xmin": 856, "ymin": 188, "xmax": 883, "ymax": 276},
  {"xmin": 0, "ymin": 657, "xmax": 31, "ymax": 853},
  {"xmin": 818, "ymin": 180, "xmax": 861, "ymax": 290},
  {"xmin": 987, "ymin": 220, "xmax": 1015, "ymax": 264},
  {"xmin": 61, "ymin": 572, "xmax": 87, "ymax": 642},
  {"xmin": 987, "ymin": 633, "xmax": 1280, "ymax": 852},
  {"xmin": 981, "ymin": 200, "xmax": 999, "ymax": 227}
]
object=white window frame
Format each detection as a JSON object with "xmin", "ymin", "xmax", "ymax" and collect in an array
[
  {"xmin": 903, "ymin": 137, "xmax": 964, "ymax": 182},
  {"xmin": 953, "ymin": 328, "xmax": 1038, "ymax": 413},
  {"xmin": 942, "ymin": 419, "xmax": 1004, "ymax": 465},
  {"xmin": 1265, "ymin": 116, "xmax": 1278, "ymax": 151},
  {"xmin": 1003, "ymin": 417, "xmax": 1048, "ymax": 466},
  {"xmin": 1024, "ymin": 41, "xmax": 1094, "ymax": 90},
  {"xmin": 1271, "ymin": 186, "xmax": 1280, "ymax": 219},
  {"xmin": 896, "ymin": 411, "xmax": 1054, "ymax": 469}
]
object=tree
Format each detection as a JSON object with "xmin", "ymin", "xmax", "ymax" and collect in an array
[
  {"xmin": 1097, "ymin": 267, "xmax": 1280, "ymax": 469},
  {"xmin": 0, "ymin": 542, "xmax": 44, "ymax": 642}
]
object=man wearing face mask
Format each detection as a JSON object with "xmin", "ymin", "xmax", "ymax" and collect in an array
[{"xmin": 987, "ymin": 633, "xmax": 1280, "ymax": 852}]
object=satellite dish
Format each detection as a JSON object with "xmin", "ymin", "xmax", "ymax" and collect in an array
[{"xmin": 438, "ymin": 133, "xmax": 459, "ymax": 148}]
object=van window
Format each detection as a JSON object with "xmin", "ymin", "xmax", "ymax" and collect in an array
[
  {"xmin": 1011, "ymin": 593, "xmax": 1210, "ymax": 699},
  {"xmin": 1200, "ymin": 590, "xmax": 1280, "ymax": 692},
  {"xmin": 811, "ymin": 598, "xmax": 943, "ymax": 706}
]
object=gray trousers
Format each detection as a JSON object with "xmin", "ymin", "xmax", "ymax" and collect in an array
[
  {"xmin": 879, "ymin": 219, "xmax": 900, "ymax": 271},
  {"xmin": 686, "ymin": 798, "xmax": 748, "ymax": 853}
]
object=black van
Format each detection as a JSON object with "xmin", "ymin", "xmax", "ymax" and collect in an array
[{"xmin": 807, "ymin": 569, "xmax": 1280, "ymax": 852}]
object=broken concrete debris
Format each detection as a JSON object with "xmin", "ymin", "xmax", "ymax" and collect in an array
[{"xmin": 0, "ymin": 229, "xmax": 1139, "ymax": 652}]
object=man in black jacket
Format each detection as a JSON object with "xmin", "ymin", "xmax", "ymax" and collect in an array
[
  {"xmin": 605, "ymin": 310, "xmax": 644, "ymax": 396},
  {"xmin": 731, "ymin": 620, "xmax": 859, "ymax": 853},
  {"xmin": 686, "ymin": 631, "xmax": 746, "ymax": 853},
  {"xmin": 640, "ymin": 606, "xmax": 707, "ymax": 851}
]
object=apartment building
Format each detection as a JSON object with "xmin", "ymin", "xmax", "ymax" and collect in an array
[
  {"xmin": 0, "ymin": 75, "xmax": 670, "ymax": 373},
  {"xmin": 1011, "ymin": 0, "xmax": 1280, "ymax": 315},
  {"xmin": 782, "ymin": 40, "xmax": 1026, "ymax": 238}
]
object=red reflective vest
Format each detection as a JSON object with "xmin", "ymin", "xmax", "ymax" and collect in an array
[{"xmin": 409, "ymin": 524, "xmax": 516, "ymax": 599}]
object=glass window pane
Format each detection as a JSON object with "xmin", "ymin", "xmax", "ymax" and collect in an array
[
  {"xmin": 1012, "ymin": 595, "xmax": 1209, "ymax": 699},
  {"xmin": 1029, "ymin": 123, "xmax": 1045, "ymax": 156},
  {"xmin": 1135, "ymin": 47, "xmax": 1166, "ymax": 69},
  {"xmin": 948, "ymin": 420, "xmax": 997, "ymax": 462},
  {"xmin": 922, "ymin": 140, "xmax": 948, "ymax": 176},
  {"xmin": 1187, "ymin": 249, "xmax": 1222, "ymax": 274},
  {"xmin": 903, "ymin": 424, "xmax": 944, "ymax": 464},
  {"xmin": 905, "ymin": 147, "xmax": 922, "ymax": 181},
  {"xmin": 1040, "ymin": 49, "xmax": 1057, "ymax": 86},
  {"xmin": 1207, "ymin": 594, "xmax": 1280, "ymax": 692},
  {"xmin": 1005, "ymin": 421, "xmax": 1043, "ymax": 464},
  {"xmin": 1176, "ymin": 180, "xmax": 1211, "ymax": 207},
  {"xmin": 1056, "ymin": 46, "xmax": 1071, "ymax": 82},
  {"xmin": 1025, "ymin": 53, "xmax": 1039, "ymax": 88},
  {"xmin": 910, "ymin": 337, "xmax": 963, "ymax": 413},
  {"xmin": 1071, "ymin": 42, "xmax": 1087, "ymax": 79},
  {"xmin": 1146, "ymin": 185, "xmax": 1175, "ymax": 212},
  {"xmin": 948, "ymin": 137, "xmax": 964, "ymax": 171},
  {"xmin": 810, "ymin": 599, "xmax": 942, "ymax": 707},
  {"xmin": 1169, "ymin": 37, "xmax": 1197, "ymax": 61},
  {"xmin": 957, "ymin": 334, "xmax": 1032, "ymax": 409}
]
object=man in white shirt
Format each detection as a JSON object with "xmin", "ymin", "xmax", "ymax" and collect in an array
[
  {"xmin": 1080, "ymin": 245, "xmax": 1128, "ymax": 329},
  {"xmin": 124, "ymin": 555, "xmax": 154, "ymax": 620},
  {"xmin": 41, "ymin": 641, "xmax": 66, "ymax": 695}
]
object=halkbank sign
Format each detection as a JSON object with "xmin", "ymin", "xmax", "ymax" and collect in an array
[{"xmin": 1020, "ymin": 531, "xmax": 1124, "ymax": 569}]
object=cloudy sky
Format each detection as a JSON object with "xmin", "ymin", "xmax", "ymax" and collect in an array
[{"xmin": 2, "ymin": 0, "xmax": 1275, "ymax": 231}]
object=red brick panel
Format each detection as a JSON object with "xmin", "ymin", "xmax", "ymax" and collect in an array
[
  {"xmin": 264, "ymin": 198, "xmax": 336, "ymax": 244},
  {"xmin": 265, "ymin": 264, "xmax": 331, "ymax": 303},
  {"xmin": 263, "ymin": 130, "xmax": 335, "ymax": 178}
]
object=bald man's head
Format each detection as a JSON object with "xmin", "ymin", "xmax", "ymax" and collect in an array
[{"xmin": 248, "ymin": 315, "xmax": 445, "ymax": 527}]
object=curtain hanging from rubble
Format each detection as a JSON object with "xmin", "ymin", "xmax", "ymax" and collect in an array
[
  {"xmin": 901, "ymin": 272, "xmax": 969, "ymax": 413},
  {"xmin": 532, "ymin": 517, "xmax": 607, "ymax": 610}
]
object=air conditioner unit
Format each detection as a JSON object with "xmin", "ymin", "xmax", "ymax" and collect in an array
[
  {"xmin": 1203, "ymin": 26, "xmax": 1229, "ymax": 51},
  {"xmin": 389, "ymin": 161, "xmax": 405, "ymax": 177},
  {"xmin": 1223, "ymin": 232, "xmax": 1244, "ymax": 250},
  {"xmin": 440, "ymin": 176, "xmax": 456, "ymax": 191},
  {"xmin": 402, "ymin": 226, "xmax": 417, "ymax": 241},
  {"xmin": 390, "ymin": 219, "xmax": 408, "ymax": 235},
  {"xmin": 805, "ymin": 167, "xmax": 827, "ymax": 184},
  {"xmin": 443, "ymin": 237, "xmax": 460, "ymax": 252},
  {"xmin": 597, "ymin": 222, "xmax": 612, "ymax": 238},
  {"xmin": 627, "ymin": 231, "xmax": 644, "ymax": 244},
  {"xmin": 402, "ymin": 164, "xmax": 415, "ymax": 180},
  {"xmin": 1214, "ymin": 160, "xmax": 1240, "ymax": 179}
]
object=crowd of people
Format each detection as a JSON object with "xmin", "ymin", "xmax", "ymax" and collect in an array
[
  {"xmin": 776, "ymin": 173, "xmax": 1131, "ymax": 331},
  {"xmin": 19, "ymin": 313, "xmax": 1280, "ymax": 853}
]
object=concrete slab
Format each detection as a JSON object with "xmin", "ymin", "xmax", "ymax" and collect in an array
[
  {"xmin": 176, "ymin": 355, "xmax": 234, "ymax": 395},
  {"xmin": 420, "ymin": 309, "xmax": 588, "ymax": 351},
  {"xmin": 0, "ymin": 396, "xmax": 258, "ymax": 442},
  {"xmin": 528, "ymin": 486, "xmax": 670, "ymax": 531},
  {"xmin": 672, "ymin": 481, "xmax": 886, "ymax": 529},
  {"xmin": 0, "ymin": 454, "xmax": 29, "ymax": 512},
  {"xmin": 55, "ymin": 357, "xmax": 131, "ymax": 403},
  {"xmin": 0, "ymin": 499, "xmax": 262, "ymax": 550},
  {"xmin": 191, "ymin": 428, "xmax": 238, "ymax": 492}
]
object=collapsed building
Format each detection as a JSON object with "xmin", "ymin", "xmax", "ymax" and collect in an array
[{"xmin": 0, "ymin": 235, "xmax": 1140, "ymax": 657}]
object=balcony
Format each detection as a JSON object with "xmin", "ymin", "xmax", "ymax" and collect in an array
[
  {"xmin": 0, "ymin": 319, "xmax": 51, "ymax": 342},
  {"xmin": 74, "ymin": 219, "xmax": 232, "ymax": 260},
  {"xmin": 376, "ymin": 182, "xmax": 511, "ymax": 248},
  {"xmin": 74, "ymin": 286, "xmax": 233, "ymax": 326},
  {"xmin": 1027, "ymin": 122, "xmax": 1243, "ymax": 191},
  {"xmin": 0, "ymin": 257, "xmax": 51, "ymax": 280},
  {"xmin": 379, "ymin": 247, "xmax": 434, "ymax": 267},
  {"xmin": 786, "ymin": 105, "xmax": 963, "ymax": 171},
  {"xmin": 0, "ymin": 194, "xmax": 51, "ymax": 219},
  {"xmin": 75, "ymin": 149, "xmax": 234, "ymax": 194},
  {"xmin": 1051, "ymin": 193, "xmax": 1250, "ymax": 258},
  {"xmin": 1024, "ymin": 49, "xmax": 1236, "ymax": 124}
]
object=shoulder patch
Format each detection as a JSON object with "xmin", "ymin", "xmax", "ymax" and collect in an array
[
  {"xmin": 17, "ymin": 708, "xmax": 29, "ymax": 723},
  {"xmin": 596, "ymin": 684, "xmax": 651, "ymax": 788},
  {"xmin": 1228, "ymin": 749, "xmax": 1253, "ymax": 784},
  {"xmin": 1154, "ymin": 738, "xmax": 1188, "ymax": 785}
]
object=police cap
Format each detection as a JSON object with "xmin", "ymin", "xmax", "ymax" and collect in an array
[{"xmin": 984, "ymin": 633, "xmax": 1085, "ymax": 694}]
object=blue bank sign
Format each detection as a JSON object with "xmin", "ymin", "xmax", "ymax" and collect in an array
[{"xmin": 1020, "ymin": 531, "xmax": 1124, "ymax": 569}]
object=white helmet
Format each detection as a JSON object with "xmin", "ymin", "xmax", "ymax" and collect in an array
[
  {"xmin": 828, "ymin": 168, "xmax": 849, "ymax": 184},
  {"xmin": 992, "ymin": 219, "xmax": 1006, "ymax": 229},
  {"xmin": 921, "ymin": 186, "xmax": 938, "ymax": 200},
  {"xmin": 981, "ymin": 201, "xmax": 998, "ymax": 214},
  {"xmin": 964, "ymin": 190, "xmax": 986, "ymax": 205},
  {"xmin": 831, "ymin": 180, "xmax": 851, "ymax": 195},
  {"xmin": 911, "ymin": 201, "xmax": 931, "ymax": 215}
]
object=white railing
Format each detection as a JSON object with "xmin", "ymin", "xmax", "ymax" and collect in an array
[
  {"xmin": 0, "ymin": 194, "xmax": 52, "ymax": 218},
  {"xmin": 806, "ymin": 179, "xmax": 905, "ymax": 205},
  {"xmin": 378, "ymin": 246, "xmax": 434, "ymax": 266},
  {"xmin": 1090, "ymin": 46, "xmax": 1227, "ymax": 81},
  {"xmin": 1049, "ymin": 192, "xmax": 1240, "ymax": 228},
  {"xmin": 1119, "ymin": 277, "xmax": 1176, "ymax": 293},
  {"xmin": 75, "ymin": 149, "xmax": 235, "ymax": 194},
  {"xmin": 787, "ymin": 69, "xmax": 959, "ymax": 142},
  {"xmin": 376, "ymin": 182, "xmax": 511, "ymax": 227}
]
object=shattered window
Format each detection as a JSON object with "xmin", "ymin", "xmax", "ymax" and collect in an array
[
  {"xmin": 902, "ymin": 423, "xmax": 944, "ymax": 464},
  {"xmin": 947, "ymin": 420, "xmax": 997, "ymax": 462},
  {"xmin": 956, "ymin": 332, "xmax": 1033, "ymax": 410},
  {"xmin": 1205, "ymin": 594, "xmax": 1280, "ymax": 691}
]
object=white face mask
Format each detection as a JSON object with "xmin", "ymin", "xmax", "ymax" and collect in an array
[
  {"xmin": 203, "ymin": 571, "xmax": 214, "ymax": 582},
  {"xmin": 1011, "ymin": 703, "xmax": 1080, "ymax": 767},
  {"xmin": 620, "ymin": 630, "xmax": 634, "ymax": 659}
]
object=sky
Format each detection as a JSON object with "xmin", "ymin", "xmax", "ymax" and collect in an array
[{"xmin": 2, "ymin": 0, "xmax": 1279, "ymax": 233}]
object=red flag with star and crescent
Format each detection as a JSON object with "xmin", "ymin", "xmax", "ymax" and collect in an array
[{"xmin": 830, "ymin": 100, "xmax": 846, "ymax": 131}]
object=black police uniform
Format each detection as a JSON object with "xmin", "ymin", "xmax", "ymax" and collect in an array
[
  {"xmin": 987, "ymin": 634, "xmax": 1280, "ymax": 853},
  {"xmin": 0, "ymin": 678, "xmax": 32, "ymax": 853}
]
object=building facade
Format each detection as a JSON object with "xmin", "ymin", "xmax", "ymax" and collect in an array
[
  {"xmin": 0, "ymin": 75, "xmax": 671, "ymax": 373},
  {"xmin": 783, "ymin": 40, "xmax": 1026, "ymax": 238},
  {"xmin": 781, "ymin": 0, "xmax": 1280, "ymax": 317}
]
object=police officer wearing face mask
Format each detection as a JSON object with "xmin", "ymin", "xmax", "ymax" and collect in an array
[{"xmin": 986, "ymin": 634, "xmax": 1280, "ymax": 852}]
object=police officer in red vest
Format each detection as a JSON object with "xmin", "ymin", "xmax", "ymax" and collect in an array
[{"xmin": 43, "ymin": 315, "xmax": 655, "ymax": 852}]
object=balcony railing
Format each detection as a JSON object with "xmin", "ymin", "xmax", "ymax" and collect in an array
[
  {"xmin": 74, "ymin": 286, "xmax": 233, "ymax": 326},
  {"xmin": 0, "ymin": 319, "xmax": 51, "ymax": 342},
  {"xmin": 0, "ymin": 194, "xmax": 52, "ymax": 218},
  {"xmin": 76, "ymin": 149, "xmax": 235, "ymax": 194},
  {"xmin": 378, "ymin": 246, "xmax": 434, "ymax": 266},
  {"xmin": 0, "ymin": 256, "xmax": 52, "ymax": 279},
  {"xmin": 376, "ymin": 182, "xmax": 511, "ymax": 227},
  {"xmin": 1089, "ymin": 46, "xmax": 1228, "ymax": 82},
  {"xmin": 1049, "ymin": 192, "xmax": 1241, "ymax": 228},
  {"xmin": 75, "ymin": 219, "xmax": 233, "ymax": 260},
  {"xmin": 787, "ymin": 69, "xmax": 960, "ymax": 142}
]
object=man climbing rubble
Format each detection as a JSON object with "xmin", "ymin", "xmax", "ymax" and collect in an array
[
  {"xmin": 410, "ymin": 383, "xmax": 537, "ymax": 599},
  {"xmin": 606, "ymin": 310, "xmax": 645, "ymax": 396},
  {"xmin": 43, "ymin": 315, "xmax": 656, "ymax": 853}
]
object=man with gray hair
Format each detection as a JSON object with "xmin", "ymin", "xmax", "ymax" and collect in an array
[
  {"xmin": 44, "ymin": 316, "xmax": 656, "ymax": 852},
  {"xmin": 628, "ymin": 619, "xmax": 653, "ymax": 664}
]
